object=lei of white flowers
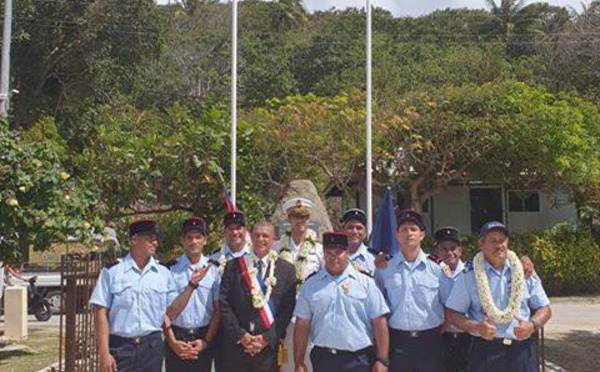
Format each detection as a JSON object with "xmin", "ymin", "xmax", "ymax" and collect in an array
[
  {"xmin": 474, "ymin": 250, "xmax": 525, "ymax": 324},
  {"xmin": 248, "ymin": 251, "xmax": 278, "ymax": 309},
  {"xmin": 279, "ymin": 229, "xmax": 317, "ymax": 286},
  {"xmin": 218, "ymin": 239, "xmax": 252, "ymax": 276}
]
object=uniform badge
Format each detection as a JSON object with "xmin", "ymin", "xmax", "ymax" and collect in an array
[
  {"xmin": 342, "ymin": 281, "xmax": 350, "ymax": 295},
  {"xmin": 443, "ymin": 265, "xmax": 452, "ymax": 278}
]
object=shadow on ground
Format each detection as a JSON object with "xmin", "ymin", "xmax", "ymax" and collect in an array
[{"xmin": 545, "ymin": 330, "xmax": 600, "ymax": 372}]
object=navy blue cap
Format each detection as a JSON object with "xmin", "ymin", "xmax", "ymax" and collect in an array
[
  {"xmin": 129, "ymin": 220, "xmax": 159, "ymax": 237},
  {"xmin": 223, "ymin": 211, "xmax": 245, "ymax": 228},
  {"xmin": 396, "ymin": 209, "xmax": 425, "ymax": 231},
  {"xmin": 479, "ymin": 221, "xmax": 508, "ymax": 240},
  {"xmin": 340, "ymin": 208, "xmax": 367, "ymax": 226},
  {"xmin": 434, "ymin": 227, "xmax": 460, "ymax": 245},
  {"xmin": 323, "ymin": 232, "xmax": 348, "ymax": 249},
  {"xmin": 182, "ymin": 217, "xmax": 208, "ymax": 236}
]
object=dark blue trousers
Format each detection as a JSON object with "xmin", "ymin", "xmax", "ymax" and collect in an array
[
  {"xmin": 389, "ymin": 327, "xmax": 445, "ymax": 372},
  {"xmin": 109, "ymin": 332, "xmax": 163, "ymax": 372},
  {"xmin": 469, "ymin": 337, "xmax": 538, "ymax": 372},
  {"xmin": 310, "ymin": 346, "xmax": 374, "ymax": 372},
  {"xmin": 442, "ymin": 332, "xmax": 472, "ymax": 372},
  {"xmin": 165, "ymin": 325, "xmax": 213, "ymax": 372}
]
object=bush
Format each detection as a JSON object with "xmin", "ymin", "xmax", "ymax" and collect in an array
[{"xmin": 453, "ymin": 223, "xmax": 600, "ymax": 296}]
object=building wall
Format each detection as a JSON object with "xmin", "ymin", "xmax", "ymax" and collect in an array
[{"xmin": 506, "ymin": 190, "xmax": 577, "ymax": 233}]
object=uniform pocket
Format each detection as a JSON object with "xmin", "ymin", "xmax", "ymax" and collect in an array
[
  {"xmin": 416, "ymin": 277, "xmax": 440, "ymax": 305},
  {"xmin": 111, "ymin": 281, "xmax": 134, "ymax": 307}
]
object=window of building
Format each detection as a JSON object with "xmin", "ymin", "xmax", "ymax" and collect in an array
[{"xmin": 508, "ymin": 191, "xmax": 540, "ymax": 212}]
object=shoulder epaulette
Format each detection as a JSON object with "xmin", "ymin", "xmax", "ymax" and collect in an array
[
  {"xmin": 427, "ymin": 253, "xmax": 442, "ymax": 265},
  {"xmin": 160, "ymin": 259, "xmax": 178, "ymax": 269},
  {"xmin": 358, "ymin": 269, "xmax": 373, "ymax": 278},
  {"xmin": 208, "ymin": 259, "xmax": 220, "ymax": 267},
  {"xmin": 463, "ymin": 261, "xmax": 474, "ymax": 273},
  {"xmin": 103, "ymin": 260, "xmax": 121, "ymax": 270},
  {"xmin": 211, "ymin": 248, "xmax": 222, "ymax": 255},
  {"xmin": 304, "ymin": 271, "xmax": 318, "ymax": 283}
]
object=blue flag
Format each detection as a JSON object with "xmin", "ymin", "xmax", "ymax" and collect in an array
[{"xmin": 368, "ymin": 187, "xmax": 399, "ymax": 256}]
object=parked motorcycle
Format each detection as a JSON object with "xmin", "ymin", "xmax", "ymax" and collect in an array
[{"xmin": 28, "ymin": 276, "xmax": 52, "ymax": 321}]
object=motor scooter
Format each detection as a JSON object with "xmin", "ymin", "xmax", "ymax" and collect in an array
[{"xmin": 28, "ymin": 276, "xmax": 52, "ymax": 321}]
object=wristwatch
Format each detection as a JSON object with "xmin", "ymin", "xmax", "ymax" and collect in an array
[
  {"xmin": 376, "ymin": 357, "xmax": 390, "ymax": 367},
  {"xmin": 188, "ymin": 280, "xmax": 199, "ymax": 289}
]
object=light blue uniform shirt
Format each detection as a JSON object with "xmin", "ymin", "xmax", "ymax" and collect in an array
[
  {"xmin": 442, "ymin": 260, "xmax": 466, "ymax": 333},
  {"xmin": 208, "ymin": 244, "xmax": 250, "ymax": 262},
  {"xmin": 445, "ymin": 258, "xmax": 550, "ymax": 340},
  {"xmin": 169, "ymin": 254, "xmax": 220, "ymax": 328},
  {"xmin": 90, "ymin": 254, "xmax": 178, "ymax": 338},
  {"xmin": 349, "ymin": 244, "xmax": 376, "ymax": 275},
  {"xmin": 375, "ymin": 250, "xmax": 453, "ymax": 331},
  {"xmin": 294, "ymin": 264, "xmax": 389, "ymax": 351}
]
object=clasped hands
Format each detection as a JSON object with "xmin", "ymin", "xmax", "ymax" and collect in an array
[
  {"xmin": 168, "ymin": 337, "xmax": 209, "ymax": 360},
  {"xmin": 240, "ymin": 332, "xmax": 269, "ymax": 356}
]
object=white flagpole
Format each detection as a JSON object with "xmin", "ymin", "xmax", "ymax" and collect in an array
[
  {"xmin": 231, "ymin": 0, "xmax": 238, "ymax": 206},
  {"xmin": 366, "ymin": 0, "xmax": 373, "ymax": 232}
]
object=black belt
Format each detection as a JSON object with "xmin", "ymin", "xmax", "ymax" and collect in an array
[
  {"xmin": 474, "ymin": 336, "xmax": 532, "ymax": 347},
  {"xmin": 390, "ymin": 326, "xmax": 441, "ymax": 338},
  {"xmin": 109, "ymin": 331, "xmax": 161, "ymax": 345},
  {"xmin": 172, "ymin": 325, "xmax": 208, "ymax": 336},
  {"xmin": 313, "ymin": 345, "xmax": 372, "ymax": 356}
]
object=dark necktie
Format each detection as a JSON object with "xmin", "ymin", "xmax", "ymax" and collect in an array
[{"xmin": 256, "ymin": 260, "xmax": 263, "ymax": 280}]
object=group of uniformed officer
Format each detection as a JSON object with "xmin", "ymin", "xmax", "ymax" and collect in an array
[{"xmin": 90, "ymin": 197, "xmax": 552, "ymax": 372}]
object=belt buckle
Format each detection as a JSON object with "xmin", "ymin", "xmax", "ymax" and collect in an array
[
  {"xmin": 133, "ymin": 337, "xmax": 141, "ymax": 345},
  {"xmin": 410, "ymin": 331, "xmax": 419, "ymax": 338},
  {"xmin": 502, "ymin": 338, "xmax": 512, "ymax": 346},
  {"xmin": 329, "ymin": 348, "xmax": 337, "ymax": 355},
  {"xmin": 186, "ymin": 329, "xmax": 195, "ymax": 335}
]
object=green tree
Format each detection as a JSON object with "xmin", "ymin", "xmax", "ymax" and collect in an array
[
  {"xmin": 0, "ymin": 121, "xmax": 100, "ymax": 261},
  {"xmin": 375, "ymin": 80, "xmax": 600, "ymax": 210}
]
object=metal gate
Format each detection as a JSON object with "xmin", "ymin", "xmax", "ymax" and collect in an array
[{"xmin": 58, "ymin": 252, "xmax": 105, "ymax": 372}]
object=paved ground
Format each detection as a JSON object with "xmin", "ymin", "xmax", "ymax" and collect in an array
[
  {"xmin": 1, "ymin": 300, "xmax": 599, "ymax": 371},
  {"xmin": 542, "ymin": 302, "xmax": 600, "ymax": 372}
]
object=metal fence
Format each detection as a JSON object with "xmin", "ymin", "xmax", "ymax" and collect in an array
[{"xmin": 58, "ymin": 252, "xmax": 105, "ymax": 372}]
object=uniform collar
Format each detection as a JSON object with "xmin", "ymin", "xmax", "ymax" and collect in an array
[
  {"xmin": 322, "ymin": 263, "xmax": 357, "ymax": 281},
  {"xmin": 484, "ymin": 256, "xmax": 511, "ymax": 276},
  {"xmin": 223, "ymin": 243, "xmax": 250, "ymax": 258},
  {"xmin": 452, "ymin": 260, "xmax": 465, "ymax": 277},
  {"xmin": 123, "ymin": 253, "xmax": 159, "ymax": 273},
  {"xmin": 397, "ymin": 249, "xmax": 427, "ymax": 267},
  {"xmin": 349, "ymin": 243, "xmax": 369, "ymax": 260},
  {"xmin": 179, "ymin": 254, "xmax": 207, "ymax": 270}
]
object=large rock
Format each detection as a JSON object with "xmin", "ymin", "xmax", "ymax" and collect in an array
[{"xmin": 270, "ymin": 180, "xmax": 332, "ymax": 239}]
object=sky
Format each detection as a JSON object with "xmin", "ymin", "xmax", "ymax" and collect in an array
[{"xmin": 157, "ymin": 0, "xmax": 592, "ymax": 16}]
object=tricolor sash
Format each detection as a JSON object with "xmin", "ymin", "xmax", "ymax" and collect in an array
[{"xmin": 239, "ymin": 256, "xmax": 275, "ymax": 329}]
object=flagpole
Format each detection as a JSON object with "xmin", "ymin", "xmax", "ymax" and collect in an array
[
  {"xmin": 366, "ymin": 0, "xmax": 373, "ymax": 232},
  {"xmin": 231, "ymin": 0, "xmax": 238, "ymax": 207}
]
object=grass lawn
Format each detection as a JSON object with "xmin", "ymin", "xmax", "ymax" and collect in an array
[{"xmin": 0, "ymin": 327, "xmax": 59, "ymax": 372}]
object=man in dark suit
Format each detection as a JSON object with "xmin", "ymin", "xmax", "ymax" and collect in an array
[{"xmin": 220, "ymin": 221, "xmax": 297, "ymax": 372}]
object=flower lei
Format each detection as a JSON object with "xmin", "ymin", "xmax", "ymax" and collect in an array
[
  {"xmin": 474, "ymin": 250, "xmax": 525, "ymax": 324},
  {"xmin": 278, "ymin": 229, "xmax": 317, "ymax": 286},
  {"xmin": 248, "ymin": 251, "xmax": 278, "ymax": 309},
  {"xmin": 218, "ymin": 238, "xmax": 252, "ymax": 276}
]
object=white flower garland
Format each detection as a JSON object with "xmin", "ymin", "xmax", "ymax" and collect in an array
[
  {"xmin": 248, "ymin": 251, "xmax": 278, "ymax": 309},
  {"xmin": 278, "ymin": 229, "xmax": 317, "ymax": 286},
  {"xmin": 474, "ymin": 250, "xmax": 525, "ymax": 324},
  {"xmin": 218, "ymin": 239, "xmax": 252, "ymax": 276}
]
